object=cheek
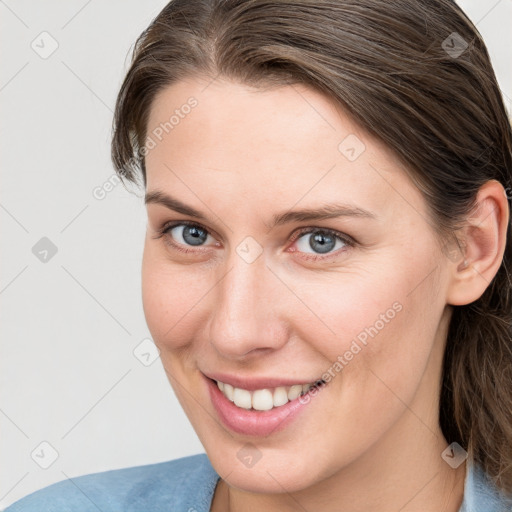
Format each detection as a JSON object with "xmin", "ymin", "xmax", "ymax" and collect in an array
[
  {"xmin": 141, "ymin": 242, "xmax": 206, "ymax": 351},
  {"xmin": 289, "ymin": 259, "xmax": 443, "ymax": 457},
  {"xmin": 294, "ymin": 250, "xmax": 441, "ymax": 382},
  {"xmin": 288, "ymin": 271, "xmax": 405, "ymax": 362}
]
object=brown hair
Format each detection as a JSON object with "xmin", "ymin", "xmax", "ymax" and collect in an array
[{"xmin": 111, "ymin": 0, "xmax": 512, "ymax": 493}]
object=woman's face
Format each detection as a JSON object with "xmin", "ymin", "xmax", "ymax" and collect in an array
[{"xmin": 142, "ymin": 76, "xmax": 454, "ymax": 494}]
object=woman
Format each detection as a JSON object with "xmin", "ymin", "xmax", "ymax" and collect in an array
[{"xmin": 6, "ymin": 0, "xmax": 512, "ymax": 510}]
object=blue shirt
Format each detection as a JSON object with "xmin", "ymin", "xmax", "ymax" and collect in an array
[{"xmin": 4, "ymin": 453, "xmax": 512, "ymax": 511}]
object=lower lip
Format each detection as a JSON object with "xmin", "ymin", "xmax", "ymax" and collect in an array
[{"xmin": 205, "ymin": 376, "xmax": 325, "ymax": 437}]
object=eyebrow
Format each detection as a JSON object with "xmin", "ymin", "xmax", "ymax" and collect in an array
[{"xmin": 144, "ymin": 190, "xmax": 376, "ymax": 230}]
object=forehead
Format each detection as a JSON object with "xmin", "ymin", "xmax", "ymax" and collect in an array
[
  {"xmin": 144, "ymin": 77, "xmax": 426, "ymax": 223},
  {"xmin": 146, "ymin": 77, "xmax": 343, "ymax": 159}
]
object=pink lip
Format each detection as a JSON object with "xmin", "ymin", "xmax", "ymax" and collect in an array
[
  {"xmin": 203, "ymin": 372, "xmax": 322, "ymax": 391},
  {"xmin": 204, "ymin": 374, "xmax": 326, "ymax": 437}
]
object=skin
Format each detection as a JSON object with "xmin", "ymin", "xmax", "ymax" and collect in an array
[{"xmin": 141, "ymin": 76, "xmax": 509, "ymax": 512}]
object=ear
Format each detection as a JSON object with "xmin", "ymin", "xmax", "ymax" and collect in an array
[{"xmin": 445, "ymin": 180, "xmax": 510, "ymax": 306}]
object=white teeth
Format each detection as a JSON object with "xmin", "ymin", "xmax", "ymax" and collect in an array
[
  {"xmin": 252, "ymin": 389, "xmax": 274, "ymax": 411},
  {"xmin": 223, "ymin": 383, "xmax": 234, "ymax": 401},
  {"xmin": 273, "ymin": 386, "xmax": 289, "ymax": 407},
  {"xmin": 233, "ymin": 388, "xmax": 252, "ymax": 409},
  {"xmin": 287, "ymin": 384, "xmax": 303, "ymax": 401},
  {"xmin": 215, "ymin": 379, "xmax": 324, "ymax": 410}
]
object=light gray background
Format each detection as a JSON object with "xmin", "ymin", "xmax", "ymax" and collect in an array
[{"xmin": 1, "ymin": 0, "xmax": 511, "ymax": 508}]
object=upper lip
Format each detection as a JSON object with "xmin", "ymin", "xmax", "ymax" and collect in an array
[{"xmin": 203, "ymin": 371, "xmax": 324, "ymax": 391}]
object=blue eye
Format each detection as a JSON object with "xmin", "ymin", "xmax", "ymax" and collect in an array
[
  {"xmin": 292, "ymin": 228, "xmax": 352, "ymax": 258},
  {"xmin": 169, "ymin": 223, "xmax": 211, "ymax": 246},
  {"xmin": 155, "ymin": 221, "xmax": 218, "ymax": 255},
  {"xmin": 155, "ymin": 221, "xmax": 354, "ymax": 260}
]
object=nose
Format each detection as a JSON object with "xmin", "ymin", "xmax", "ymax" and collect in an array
[{"xmin": 207, "ymin": 248, "xmax": 289, "ymax": 360}]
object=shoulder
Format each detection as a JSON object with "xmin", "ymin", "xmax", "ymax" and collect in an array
[
  {"xmin": 4, "ymin": 453, "xmax": 220, "ymax": 512},
  {"xmin": 460, "ymin": 460, "xmax": 512, "ymax": 512}
]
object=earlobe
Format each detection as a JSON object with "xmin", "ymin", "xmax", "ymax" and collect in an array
[{"xmin": 446, "ymin": 180, "xmax": 510, "ymax": 306}]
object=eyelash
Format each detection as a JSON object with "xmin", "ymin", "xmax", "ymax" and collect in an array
[{"xmin": 153, "ymin": 220, "xmax": 355, "ymax": 261}]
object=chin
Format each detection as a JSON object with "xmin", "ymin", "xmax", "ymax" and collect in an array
[{"xmin": 204, "ymin": 441, "xmax": 331, "ymax": 495}]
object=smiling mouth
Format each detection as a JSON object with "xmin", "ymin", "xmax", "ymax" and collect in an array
[{"xmin": 213, "ymin": 379, "xmax": 326, "ymax": 411}]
